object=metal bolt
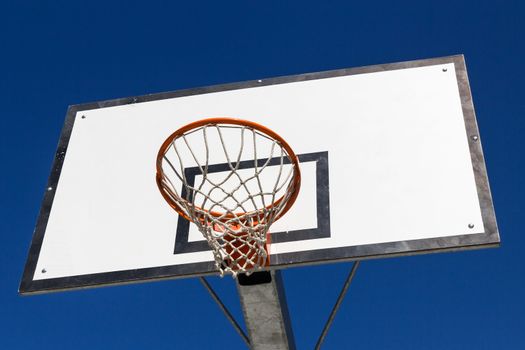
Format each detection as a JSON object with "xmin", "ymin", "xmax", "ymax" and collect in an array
[
  {"xmin": 257, "ymin": 80, "xmax": 262, "ymax": 83},
  {"xmin": 471, "ymin": 135, "xmax": 479, "ymax": 141},
  {"xmin": 468, "ymin": 223, "xmax": 475, "ymax": 229},
  {"xmin": 41, "ymin": 268, "xmax": 47, "ymax": 273},
  {"xmin": 47, "ymin": 187, "xmax": 53, "ymax": 191},
  {"xmin": 442, "ymin": 68, "xmax": 447, "ymax": 72}
]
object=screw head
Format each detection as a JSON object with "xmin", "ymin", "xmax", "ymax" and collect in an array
[
  {"xmin": 468, "ymin": 223, "xmax": 475, "ymax": 229},
  {"xmin": 81, "ymin": 115, "xmax": 86, "ymax": 119},
  {"xmin": 41, "ymin": 268, "xmax": 47, "ymax": 273},
  {"xmin": 257, "ymin": 79, "xmax": 262, "ymax": 83},
  {"xmin": 471, "ymin": 135, "xmax": 479, "ymax": 141},
  {"xmin": 47, "ymin": 186, "xmax": 53, "ymax": 191},
  {"xmin": 442, "ymin": 68, "xmax": 448, "ymax": 72}
]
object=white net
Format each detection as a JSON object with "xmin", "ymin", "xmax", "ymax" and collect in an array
[{"xmin": 157, "ymin": 120, "xmax": 300, "ymax": 276}]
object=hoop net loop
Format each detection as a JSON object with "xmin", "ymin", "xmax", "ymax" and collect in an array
[{"xmin": 156, "ymin": 118, "xmax": 301, "ymax": 276}]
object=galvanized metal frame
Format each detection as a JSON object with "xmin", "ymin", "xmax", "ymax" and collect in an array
[
  {"xmin": 237, "ymin": 271, "xmax": 296, "ymax": 350},
  {"xmin": 315, "ymin": 261, "xmax": 360, "ymax": 350},
  {"xmin": 20, "ymin": 55, "xmax": 499, "ymax": 295},
  {"xmin": 199, "ymin": 277, "xmax": 250, "ymax": 347}
]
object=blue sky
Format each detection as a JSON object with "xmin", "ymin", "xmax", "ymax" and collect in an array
[{"xmin": 1, "ymin": 1, "xmax": 524, "ymax": 349}]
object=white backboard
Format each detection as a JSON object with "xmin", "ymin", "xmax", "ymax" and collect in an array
[{"xmin": 20, "ymin": 55, "xmax": 499, "ymax": 294}]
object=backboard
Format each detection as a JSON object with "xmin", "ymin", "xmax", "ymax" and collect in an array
[{"xmin": 20, "ymin": 55, "xmax": 499, "ymax": 294}]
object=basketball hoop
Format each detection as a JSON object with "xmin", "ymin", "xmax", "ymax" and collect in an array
[{"xmin": 156, "ymin": 117, "xmax": 301, "ymax": 276}]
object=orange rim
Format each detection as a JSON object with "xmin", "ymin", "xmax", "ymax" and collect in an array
[{"xmin": 156, "ymin": 117, "xmax": 301, "ymax": 225}]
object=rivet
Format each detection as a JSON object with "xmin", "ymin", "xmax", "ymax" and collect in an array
[
  {"xmin": 471, "ymin": 135, "xmax": 479, "ymax": 141},
  {"xmin": 41, "ymin": 268, "xmax": 47, "ymax": 273},
  {"xmin": 257, "ymin": 80, "xmax": 262, "ymax": 83},
  {"xmin": 81, "ymin": 115, "xmax": 86, "ymax": 119},
  {"xmin": 442, "ymin": 68, "xmax": 448, "ymax": 72},
  {"xmin": 47, "ymin": 187, "xmax": 53, "ymax": 191},
  {"xmin": 468, "ymin": 223, "xmax": 475, "ymax": 229}
]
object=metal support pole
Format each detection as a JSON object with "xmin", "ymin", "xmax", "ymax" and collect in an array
[
  {"xmin": 199, "ymin": 277, "xmax": 251, "ymax": 347},
  {"xmin": 315, "ymin": 261, "xmax": 360, "ymax": 350},
  {"xmin": 237, "ymin": 270, "xmax": 296, "ymax": 350}
]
